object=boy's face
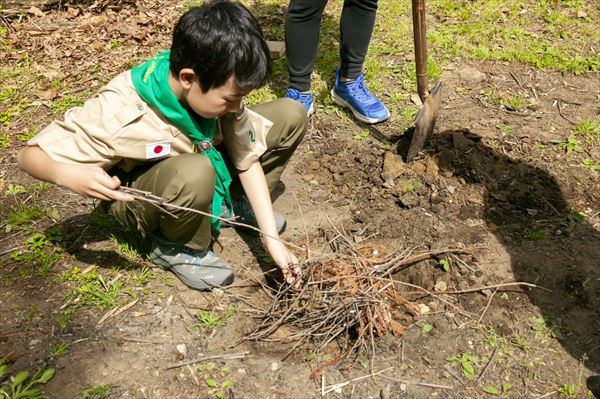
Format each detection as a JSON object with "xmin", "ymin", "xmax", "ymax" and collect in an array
[{"xmin": 183, "ymin": 73, "xmax": 246, "ymax": 119}]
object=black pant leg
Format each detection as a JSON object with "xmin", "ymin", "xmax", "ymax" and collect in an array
[
  {"xmin": 285, "ymin": 0, "xmax": 329, "ymax": 91},
  {"xmin": 339, "ymin": 0, "xmax": 378, "ymax": 80}
]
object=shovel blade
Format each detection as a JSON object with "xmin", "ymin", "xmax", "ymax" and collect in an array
[{"xmin": 407, "ymin": 80, "xmax": 442, "ymax": 162}]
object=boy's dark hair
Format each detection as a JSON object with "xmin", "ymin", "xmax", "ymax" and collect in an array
[{"xmin": 170, "ymin": 0, "xmax": 272, "ymax": 93}]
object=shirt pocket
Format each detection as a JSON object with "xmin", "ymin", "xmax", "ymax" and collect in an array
[{"xmin": 106, "ymin": 101, "xmax": 148, "ymax": 134}]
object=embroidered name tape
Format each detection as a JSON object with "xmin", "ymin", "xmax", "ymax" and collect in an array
[{"xmin": 146, "ymin": 141, "xmax": 171, "ymax": 159}]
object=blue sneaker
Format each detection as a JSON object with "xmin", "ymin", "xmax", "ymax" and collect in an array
[
  {"xmin": 285, "ymin": 88, "xmax": 314, "ymax": 115},
  {"xmin": 331, "ymin": 70, "xmax": 390, "ymax": 124}
]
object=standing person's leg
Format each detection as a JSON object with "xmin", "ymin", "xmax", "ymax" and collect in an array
[
  {"xmin": 339, "ymin": 0, "xmax": 378, "ymax": 80},
  {"xmin": 108, "ymin": 153, "xmax": 234, "ymax": 290},
  {"xmin": 284, "ymin": 0, "xmax": 329, "ymax": 113},
  {"xmin": 331, "ymin": 0, "xmax": 390, "ymax": 124}
]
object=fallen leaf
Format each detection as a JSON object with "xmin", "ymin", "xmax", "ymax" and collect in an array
[
  {"xmin": 410, "ymin": 92, "xmax": 423, "ymax": 106},
  {"xmin": 89, "ymin": 15, "xmax": 108, "ymax": 25},
  {"xmin": 38, "ymin": 88, "xmax": 59, "ymax": 100},
  {"xmin": 66, "ymin": 7, "xmax": 80, "ymax": 18},
  {"xmin": 27, "ymin": 6, "xmax": 45, "ymax": 17}
]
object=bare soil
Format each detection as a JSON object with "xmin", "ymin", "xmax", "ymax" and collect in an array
[{"xmin": 1, "ymin": 1, "xmax": 599, "ymax": 398}]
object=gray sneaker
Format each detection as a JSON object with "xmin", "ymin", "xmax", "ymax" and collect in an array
[
  {"xmin": 149, "ymin": 236, "xmax": 234, "ymax": 290},
  {"xmin": 221, "ymin": 196, "xmax": 286, "ymax": 234}
]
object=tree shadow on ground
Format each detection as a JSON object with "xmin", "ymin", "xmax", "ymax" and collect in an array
[{"xmin": 412, "ymin": 129, "xmax": 600, "ymax": 373}]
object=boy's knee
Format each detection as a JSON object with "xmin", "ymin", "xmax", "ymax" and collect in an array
[
  {"xmin": 155, "ymin": 154, "xmax": 216, "ymax": 203},
  {"xmin": 280, "ymin": 98, "xmax": 308, "ymax": 135}
]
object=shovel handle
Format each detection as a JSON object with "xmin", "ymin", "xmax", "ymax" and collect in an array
[{"xmin": 412, "ymin": 0, "xmax": 428, "ymax": 102}]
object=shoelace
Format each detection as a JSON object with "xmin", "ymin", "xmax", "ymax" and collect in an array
[
  {"xmin": 345, "ymin": 75, "xmax": 375, "ymax": 104},
  {"xmin": 182, "ymin": 246, "xmax": 209, "ymax": 265}
]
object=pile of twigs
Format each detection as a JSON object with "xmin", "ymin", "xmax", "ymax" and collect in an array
[{"xmin": 238, "ymin": 240, "xmax": 470, "ymax": 359}]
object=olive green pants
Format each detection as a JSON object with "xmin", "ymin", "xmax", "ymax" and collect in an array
[{"xmin": 108, "ymin": 98, "xmax": 307, "ymax": 249}]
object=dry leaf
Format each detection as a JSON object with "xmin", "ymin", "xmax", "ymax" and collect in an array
[
  {"xmin": 66, "ymin": 7, "xmax": 81, "ymax": 18},
  {"xmin": 27, "ymin": 6, "xmax": 45, "ymax": 17},
  {"xmin": 89, "ymin": 15, "xmax": 108, "ymax": 25},
  {"xmin": 38, "ymin": 88, "xmax": 59, "ymax": 100}
]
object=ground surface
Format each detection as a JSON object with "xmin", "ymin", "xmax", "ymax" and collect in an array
[{"xmin": 1, "ymin": 0, "xmax": 599, "ymax": 398}]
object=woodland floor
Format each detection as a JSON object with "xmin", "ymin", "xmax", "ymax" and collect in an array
[{"xmin": 1, "ymin": 0, "xmax": 599, "ymax": 398}]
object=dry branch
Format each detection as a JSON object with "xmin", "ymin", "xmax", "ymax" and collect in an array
[{"xmin": 234, "ymin": 238, "xmax": 470, "ymax": 359}]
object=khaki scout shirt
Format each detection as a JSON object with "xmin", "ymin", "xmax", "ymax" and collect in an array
[{"xmin": 29, "ymin": 70, "xmax": 272, "ymax": 172}]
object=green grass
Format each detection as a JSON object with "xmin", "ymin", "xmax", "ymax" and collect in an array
[
  {"xmin": 47, "ymin": 342, "xmax": 69, "ymax": 359},
  {"xmin": 81, "ymin": 384, "xmax": 113, "ymax": 399}
]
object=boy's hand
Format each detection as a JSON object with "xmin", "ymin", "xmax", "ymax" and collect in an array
[
  {"xmin": 18, "ymin": 146, "xmax": 133, "ymax": 202},
  {"xmin": 56, "ymin": 163, "xmax": 133, "ymax": 202},
  {"xmin": 265, "ymin": 238, "xmax": 302, "ymax": 290}
]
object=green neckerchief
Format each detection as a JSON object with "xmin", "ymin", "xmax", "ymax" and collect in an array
[{"xmin": 131, "ymin": 50, "xmax": 231, "ymax": 230}]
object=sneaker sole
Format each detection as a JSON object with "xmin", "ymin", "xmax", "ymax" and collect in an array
[{"xmin": 330, "ymin": 89, "xmax": 390, "ymax": 124}]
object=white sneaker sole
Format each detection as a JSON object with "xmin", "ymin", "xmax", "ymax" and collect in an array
[{"xmin": 330, "ymin": 89, "xmax": 389, "ymax": 124}]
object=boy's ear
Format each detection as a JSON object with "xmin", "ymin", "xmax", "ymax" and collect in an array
[{"xmin": 178, "ymin": 68, "xmax": 197, "ymax": 90}]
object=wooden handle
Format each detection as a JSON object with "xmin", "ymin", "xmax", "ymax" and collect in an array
[{"xmin": 412, "ymin": 0, "xmax": 428, "ymax": 102}]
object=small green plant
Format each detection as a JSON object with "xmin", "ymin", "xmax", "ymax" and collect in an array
[
  {"xmin": 47, "ymin": 342, "xmax": 69, "ymax": 359},
  {"xmin": 0, "ymin": 357, "xmax": 55, "ymax": 399},
  {"xmin": 420, "ymin": 323, "xmax": 433, "ymax": 333},
  {"xmin": 62, "ymin": 266, "xmax": 124, "ymax": 311},
  {"xmin": 446, "ymin": 352, "xmax": 478, "ymax": 380},
  {"xmin": 512, "ymin": 335, "xmax": 531, "ymax": 351},
  {"xmin": 525, "ymin": 229, "xmax": 545, "ymax": 241},
  {"xmin": 129, "ymin": 266, "xmax": 153, "ymax": 286},
  {"xmin": 10, "ymin": 232, "xmax": 62, "ymax": 274},
  {"xmin": 0, "ymin": 133, "xmax": 10, "ymax": 149},
  {"xmin": 500, "ymin": 95, "xmax": 524, "ymax": 111},
  {"xmin": 203, "ymin": 366, "xmax": 233, "ymax": 399},
  {"xmin": 353, "ymin": 130, "xmax": 370, "ymax": 141},
  {"xmin": 574, "ymin": 118, "xmax": 599, "ymax": 143},
  {"xmin": 401, "ymin": 179, "xmax": 422, "ymax": 194},
  {"xmin": 50, "ymin": 96, "xmax": 83, "ymax": 115},
  {"xmin": 562, "ymin": 134, "xmax": 580, "ymax": 154},
  {"xmin": 483, "ymin": 383, "xmax": 512, "ymax": 396},
  {"xmin": 0, "ymin": 100, "xmax": 31, "ymax": 126},
  {"xmin": 558, "ymin": 383, "xmax": 580, "ymax": 397},
  {"xmin": 530, "ymin": 316, "xmax": 561, "ymax": 342},
  {"xmin": 7, "ymin": 204, "xmax": 45, "ymax": 227},
  {"xmin": 581, "ymin": 159, "xmax": 597, "ymax": 174},
  {"xmin": 110, "ymin": 41, "xmax": 121, "ymax": 50},
  {"xmin": 569, "ymin": 209, "xmax": 586, "ymax": 223},
  {"xmin": 439, "ymin": 258, "xmax": 450, "ymax": 272},
  {"xmin": 17, "ymin": 130, "xmax": 37, "ymax": 142},
  {"xmin": 81, "ymin": 384, "xmax": 113, "ymax": 399},
  {"xmin": 109, "ymin": 234, "xmax": 142, "ymax": 260},
  {"xmin": 495, "ymin": 123, "xmax": 513, "ymax": 134},
  {"xmin": 0, "ymin": 87, "xmax": 17, "ymax": 103},
  {"xmin": 3, "ymin": 184, "xmax": 27, "ymax": 196},
  {"xmin": 196, "ymin": 310, "xmax": 223, "ymax": 328}
]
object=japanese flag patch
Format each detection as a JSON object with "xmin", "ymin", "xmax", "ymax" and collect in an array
[{"xmin": 146, "ymin": 141, "xmax": 171, "ymax": 160}]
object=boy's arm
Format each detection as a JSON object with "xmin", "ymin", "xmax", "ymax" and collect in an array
[
  {"xmin": 17, "ymin": 146, "xmax": 132, "ymax": 202},
  {"xmin": 238, "ymin": 161, "xmax": 301, "ymax": 287}
]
